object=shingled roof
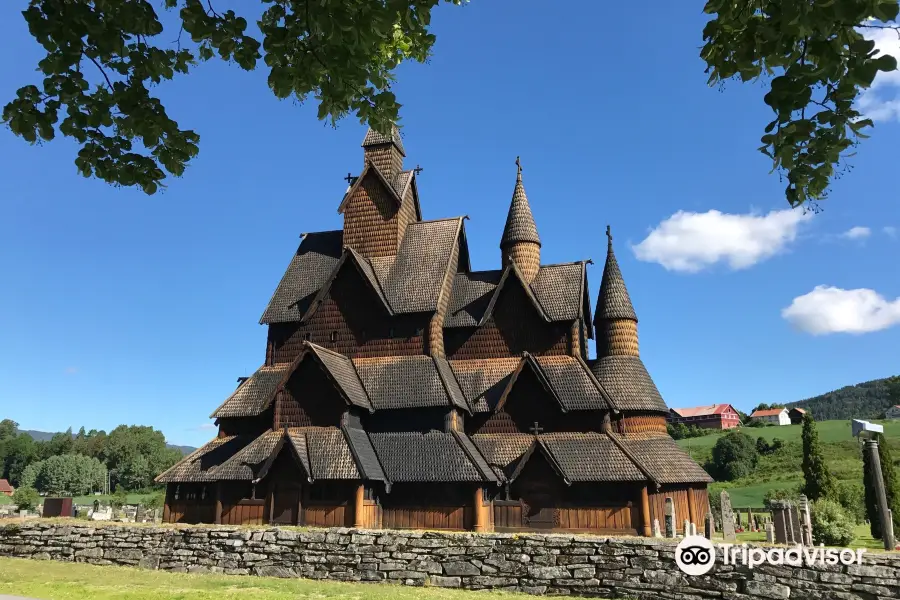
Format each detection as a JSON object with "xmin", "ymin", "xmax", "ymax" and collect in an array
[
  {"xmin": 594, "ymin": 227, "xmax": 637, "ymax": 323},
  {"xmin": 534, "ymin": 355, "xmax": 613, "ymax": 411},
  {"xmin": 353, "ymin": 355, "xmax": 469, "ymax": 412},
  {"xmin": 445, "ymin": 262, "xmax": 589, "ymax": 328},
  {"xmin": 500, "ymin": 161, "xmax": 540, "ymax": 248},
  {"xmin": 471, "ymin": 433, "xmax": 533, "ymax": 479},
  {"xmin": 362, "ymin": 125, "xmax": 405, "ymax": 155},
  {"xmin": 450, "ymin": 358, "xmax": 519, "ymax": 413},
  {"xmin": 212, "ymin": 430, "xmax": 283, "ymax": 481},
  {"xmin": 303, "ymin": 343, "xmax": 372, "ymax": 411},
  {"xmin": 260, "ymin": 231, "xmax": 344, "ymax": 324},
  {"xmin": 613, "ymin": 433, "xmax": 714, "ymax": 484},
  {"xmin": 369, "ymin": 431, "xmax": 497, "ymax": 483},
  {"xmin": 155, "ymin": 436, "xmax": 250, "ymax": 483},
  {"xmin": 538, "ymin": 433, "xmax": 646, "ymax": 483},
  {"xmin": 210, "ymin": 364, "xmax": 292, "ymax": 419},
  {"xmin": 591, "ymin": 355, "xmax": 668, "ymax": 413}
]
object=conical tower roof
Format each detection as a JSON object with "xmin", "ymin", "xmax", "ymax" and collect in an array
[
  {"xmin": 500, "ymin": 157, "xmax": 541, "ymax": 248},
  {"xmin": 594, "ymin": 226, "xmax": 637, "ymax": 323}
]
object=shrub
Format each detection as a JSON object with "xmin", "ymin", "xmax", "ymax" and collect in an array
[
  {"xmin": 111, "ymin": 487, "xmax": 129, "ymax": 508},
  {"xmin": 811, "ymin": 498, "xmax": 855, "ymax": 546},
  {"xmin": 11, "ymin": 486, "xmax": 40, "ymax": 511},
  {"xmin": 707, "ymin": 431, "xmax": 759, "ymax": 481},
  {"xmin": 835, "ymin": 481, "xmax": 866, "ymax": 524},
  {"xmin": 144, "ymin": 491, "xmax": 165, "ymax": 511}
]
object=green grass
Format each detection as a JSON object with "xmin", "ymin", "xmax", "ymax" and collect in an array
[
  {"xmin": 677, "ymin": 419, "xmax": 900, "ymax": 507},
  {"xmin": 0, "ymin": 557, "xmax": 582, "ymax": 600},
  {"xmin": 0, "ymin": 494, "xmax": 12, "ymax": 505}
]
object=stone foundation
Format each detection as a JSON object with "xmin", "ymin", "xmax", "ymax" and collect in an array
[{"xmin": 1, "ymin": 522, "xmax": 899, "ymax": 599}]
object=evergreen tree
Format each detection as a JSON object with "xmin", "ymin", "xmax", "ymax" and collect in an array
[{"xmin": 801, "ymin": 413, "xmax": 835, "ymax": 501}]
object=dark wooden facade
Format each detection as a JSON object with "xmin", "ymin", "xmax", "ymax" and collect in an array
[{"xmin": 157, "ymin": 127, "xmax": 713, "ymax": 534}]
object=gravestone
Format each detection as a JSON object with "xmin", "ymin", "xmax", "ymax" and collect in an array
[
  {"xmin": 770, "ymin": 500, "xmax": 801, "ymax": 544},
  {"xmin": 720, "ymin": 490, "xmax": 736, "ymax": 542},
  {"xmin": 684, "ymin": 519, "xmax": 691, "ymax": 538},
  {"xmin": 652, "ymin": 518, "xmax": 662, "ymax": 538},
  {"xmin": 797, "ymin": 495, "xmax": 813, "ymax": 546},
  {"xmin": 90, "ymin": 505, "xmax": 112, "ymax": 521},
  {"xmin": 664, "ymin": 497, "xmax": 676, "ymax": 538},
  {"xmin": 765, "ymin": 523, "xmax": 776, "ymax": 543},
  {"xmin": 746, "ymin": 508, "xmax": 754, "ymax": 531},
  {"xmin": 704, "ymin": 512, "xmax": 715, "ymax": 539}
]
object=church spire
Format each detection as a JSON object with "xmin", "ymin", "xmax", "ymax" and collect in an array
[
  {"xmin": 594, "ymin": 226, "xmax": 639, "ymax": 357},
  {"xmin": 500, "ymin": 157, "xmax": 541, "ymax": 282}
]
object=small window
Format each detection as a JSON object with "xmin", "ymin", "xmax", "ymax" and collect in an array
[{"xmin": 330, "ymin": 331, "xmax": 338, "ymax": 343}]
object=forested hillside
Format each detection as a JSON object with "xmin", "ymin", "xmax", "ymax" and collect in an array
[{"xmin": 786, "ymin": 376, "xmax": 900, "ymax": 421}]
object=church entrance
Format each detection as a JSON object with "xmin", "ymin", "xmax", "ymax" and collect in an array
[{"xmin": 270, "ymin": 481, "xmax": 301, "ymax": 525}]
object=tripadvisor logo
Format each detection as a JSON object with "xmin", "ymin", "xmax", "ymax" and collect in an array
[{"xmin": 674, "ymin": 535, "xmax": 867, "ymax": 576}]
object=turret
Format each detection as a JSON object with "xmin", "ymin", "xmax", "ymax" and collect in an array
[
  {"xmin": 362, "ymin": 125, "xmax": 405, "ymax": 180},
  {"xmin": 594, "ymin": 226, "xmax": 639, "ymax": 357},
  {"xmin": 500, "ymin": 157, "xmax": 541, "ymax": 283}
]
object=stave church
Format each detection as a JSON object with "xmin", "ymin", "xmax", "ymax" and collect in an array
[{"xmin": 157, "ymin": 127, "xmax": 713, "ymax": 535}]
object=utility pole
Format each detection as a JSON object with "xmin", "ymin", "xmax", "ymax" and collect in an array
[{"xmin": 864, "ymin": 439, "xmax": 896, "ymax": 551}]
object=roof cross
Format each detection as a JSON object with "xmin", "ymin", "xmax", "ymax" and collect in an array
[
  {"xmin": 606, "ymin": 225, "xmax": 612, "ymax": 242},
  {"xmin": 344, "ymin": 172, "xmax": 354, "ymax": 184},
  {"xmin": 516, "ymin": 156, "xmax": 522, "ymax": 174},
  {"xmin": 529, "ymin": 421, "xmax": 543, "ymax": 436},
  {"xmin": 414, "ymin": 164, "xmax": 423, "ymax": 175}
]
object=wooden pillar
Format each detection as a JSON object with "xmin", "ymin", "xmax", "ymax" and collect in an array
[
  {"xmin": 214, "ymin": 482, "xmax": 222, "ymax": 525},
  {"xmin": 354, "ymin": 484, "xmax": 365, "ymax": 528},
  {"xmin": 473, "ymin": 487, "xmax": 486, "ymax": 532},
  {"xmin": 640, "ymin": 485, "xmax": 652, "ymax": 537},
  {"xmin": 162, "ymin": 485, "xmax": 173, "ymax": 523},
  {"xmin": 687, "ymin": 488, "xmax": 697, "ymax": 528}
]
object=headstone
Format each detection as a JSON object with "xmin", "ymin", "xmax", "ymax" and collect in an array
[
  {"xmin": 746, "ymin": 508, "xmax": 754, "ymax": 531},
  {"xmin": 720, "ymin": 491, "xmax": 736, "ymax": 542},
  {"xmin": 653, "ymin": 518, "xmax": 662, "ymax": 538},
  {"xmin": 704, "ymin": 512, "xmax": 715, "ymax": 539},
  {"xmin": 765, "ymin": 523, "xmax": 776, "ymax": 543},
  {"xmin": 135, "ymin": 505, "xmax": 147, "ymax": 522},
  {"xmin": 684, "ymin": 519, "xmax": 691, "ymax": 538},
  {"xmin": 664, "ymin": 497, "xmax": 676, "ymax": 538},
  {"xmin": 797, "ymin": 495, "xmax": 813, "ymax": 546},
  {"xmin": 771, "ymin": 500, "xmax": 798, "ymax": 544},
  {"xmin": 90, "ymin": 505, "xmax": 113, "ymax": 521}
]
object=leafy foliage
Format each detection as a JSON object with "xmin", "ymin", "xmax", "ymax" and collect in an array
[
  {"xmin": 24, "ymin": 454, "xmax": 107, "ymax": 496},
  {"xmin": 104, "ymin": 425, "xmax": 183, "ymax": 490},
  {"xmin": 708, "ymin": 430, "xmax": 760, "ymax": 481},
  {"xmin": 787, "ymin": 375, "xmax": 900, "ymax": 421},
  {"xmin": 801, "ymin": 413, "xmax": 836, "ymax": 501},
  {"xmin": 835, "ymin": 480, "xmax": 867, "ymax": 524},
  {"xmin": 3, "ymin": 0, "xmax": 464, "ymax": 194},
  {"xmin": 702, "ymin": 0, "xmax": 900, "ymax": 207},
  {"xmin": 756, "ymin": 436, "xmax": 785, "ymax": 455},
  {"xmin": 667, "ymin": 422, "xmax": 714, "ymax": 440},
  {"xmin": 11, "ymin": 486, "xmax": 40, "ymax": 511},
  {"xmin": 811, "ymin": 497, "xmax": 856, "ymax": 546}
]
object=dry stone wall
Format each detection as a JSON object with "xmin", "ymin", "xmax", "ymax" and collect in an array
[{"xmin": 1, "ymin": 522, "xmax": 899, "ymax": 600}]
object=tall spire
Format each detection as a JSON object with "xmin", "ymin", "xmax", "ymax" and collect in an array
[
  {"xmin": 501, "ymin": 157, "xmax": 541, "ymax": 249},
  {"xmin": 361, "ymin": 124, "xmax": 405, "ymax": 180},
  {"xmin": 595, "ymin": 225, "xmax": 637, "ymax": 323},
  {"xmin": 500, "ymin": 157, "xmax": 542, "ymax": 283}
]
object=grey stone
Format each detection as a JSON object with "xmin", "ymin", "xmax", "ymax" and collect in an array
[
  {"xmin": 720, "ymin": 490, "xmax": 736, "ymax": 542},
  {"xmin": 443, "ymin": 561, "xmax": 481, "ymax": 576},
  {"xmin": 429, "ymin": 576, "xmax": 461, "ymax": 587},
  {"xmin": 744, "ymin": 580, "xmax": 791, "ymax": 599}
]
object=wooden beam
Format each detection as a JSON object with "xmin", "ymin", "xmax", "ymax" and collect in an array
[
  {"xmin": 354, "ymin": 484, "xmax": 365, "ymax": 528},
  {"xmin": 473, "ymin": 487, "xmax": 486, "ymax": 532},
  {"xmin": 687, "ymin": 487, "xmax": 697, "ymax": 529},
  {"xmin": 214, "ymin": 482, "xmax": 222, "ymax": 525},
  {"xmin": 640, "ymin": 485, "xmax": 652, "ymax": 537}
]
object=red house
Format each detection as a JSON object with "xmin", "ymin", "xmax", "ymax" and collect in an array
[
  {"xmin": 0, "ymin": 479, "xmax": 13, "ymax": 496},
  {"xmin": 668, "ymin": 404, "xmax": 741, "ymax": 430}
]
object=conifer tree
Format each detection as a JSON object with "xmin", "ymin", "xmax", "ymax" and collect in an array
[{"xmin": 801, "ymin": 413, "xmax": 835, "ymax": 501}]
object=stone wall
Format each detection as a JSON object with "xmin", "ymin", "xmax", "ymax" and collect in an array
[{"xmin": 1, "ymin": 522, "xmax": 899, "ymax": 599}]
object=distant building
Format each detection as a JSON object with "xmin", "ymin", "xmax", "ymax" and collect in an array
[
  {"xmin": 0, "ymin": 479, "xmax": 13, "ymax": 497},
  {"xmin": 750, "ymin": 407, "xmax": 790, "ymax": 426},
  {"xmin": 668, "ymin": 404, "xmax": 742, "ymax": 430},
  {"xmin": 886, "ymin": 405, "xmax": 900, "ymax": 420},
  {"xmin": 788, "ymin": 407, "xmax": 807, "ymax": 424}
]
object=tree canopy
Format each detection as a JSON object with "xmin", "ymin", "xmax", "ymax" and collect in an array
[{"xmin": 2, "ymin": 1, "xmax": 898, "ymax": 206}]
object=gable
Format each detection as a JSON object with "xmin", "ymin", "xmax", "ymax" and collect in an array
[{"xmin": 276, "ymin": 360, "xmax": 349, "ymax": 428}]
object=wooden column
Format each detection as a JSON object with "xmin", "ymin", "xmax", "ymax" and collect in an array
[
  {"xmin": 687, "ymin": 488, "xmax": 697, "ymax": 528},
  {"xmin": 640, "ymin": 485, "xmax": 652, "ymax": 537},
  {"xmin": 354, "ymin": 484, "xmax": 365, "ymax": 528},
  {"xmin": 214, "ymin": 482, "xmax": 222, "ymax": 525},
  {"xmin": 473, "ymin": 487, "xmax": 486, "ymax": 532}
]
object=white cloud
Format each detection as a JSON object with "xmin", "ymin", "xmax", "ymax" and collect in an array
[
  {"xmin": 632, "ymin": 209, "xmax": 811, "ymax": 273},
  {"xmin": 858, "ymin": 28, "xmax": 900, "ymax": 122},
  {"xmin": 885, "ymin": 226, "xmax": 897, "ymax": 237},
  {"xmin": 841, "ymin": 226, "xmax": 871, "ymax": 240},
  {"xmin": 195, "ymin": 423, "xmax": 216, "ymax": 431},
  {"xmin": 782, "ymin": 285, "xmax": 900, "ymax": 335}
]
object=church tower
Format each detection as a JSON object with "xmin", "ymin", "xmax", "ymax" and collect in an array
[
  {"xmin": 593, "ymin": 226, "xmax": 639, "ymax": 357},
  {"xmin": 500, "ymin": 158, "xmax": 541, "ymax": 283}
]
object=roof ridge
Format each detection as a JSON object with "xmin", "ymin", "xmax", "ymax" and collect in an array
[
  {"xmin": 410, "ymin": 215, "xmax": 466, "ymax": 225},
  {"xmin": 606, "ymin": 432, "xmax": 659, "ymax": 486}
]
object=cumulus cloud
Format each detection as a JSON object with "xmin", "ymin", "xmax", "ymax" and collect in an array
[
  {"xmin": 782, "ymin": 286, "xmax": 900, "ymax": 335},
  {"xmin": 857, "ymin": 28, "xmax": 900, "ymax": 121},
  {"xmin": 632, "ymin": 209, "xmax": 811, "ymax": 273},
  {"xmin": 841, "ymin": 226, "xmax": 871, "ymax": 240}
]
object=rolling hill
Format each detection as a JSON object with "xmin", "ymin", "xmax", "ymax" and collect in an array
[
  {"xmin": 21, "ymin": 429, "xmax": 196, "ymax": 455},
  {"xmin": 785, "ymin": 375, "xmax": 899, "ymax": 421}
]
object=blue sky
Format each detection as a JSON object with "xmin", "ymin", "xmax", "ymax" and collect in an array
[{"xmin": 1, "ymin": 2, "xmax": 898, "ymax": 448}]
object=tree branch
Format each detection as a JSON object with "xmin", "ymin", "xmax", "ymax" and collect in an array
[{"xmin": 85, "ymin": 53, "xmax": 114, "ymax": 90}]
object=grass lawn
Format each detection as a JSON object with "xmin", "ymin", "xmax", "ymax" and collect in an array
[
  {"xmin": 0, "ymin": 494, "xmax": 11, "ymax": 505},
  {"xmin": 0, "ymin": 557, "xmax": 566, "ymax": 600}
]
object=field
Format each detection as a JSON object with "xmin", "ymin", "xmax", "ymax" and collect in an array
[
  {"xmin": 677, "ymin": 419, "xmax": 900, "ymax": 507},
  {"xmin": 0, "ymin": 557, "xmax": 564, "ymax": 600},
  {"xmin": 0, "ymin": 492, "xmax": 157, "ymax": 507}
]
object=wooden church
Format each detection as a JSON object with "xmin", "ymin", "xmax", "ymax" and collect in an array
[{"xmin": 157, "ymin": 127, "xmax": 712, "ymax": 534}]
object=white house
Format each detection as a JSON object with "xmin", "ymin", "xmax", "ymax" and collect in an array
[
  {"xmin": 750, "ymin": 407, "xmax": 791, "ymax": 426},
  {"xmin": 886, "ymin": 405, "xmax": 900, "ymax": 420}
]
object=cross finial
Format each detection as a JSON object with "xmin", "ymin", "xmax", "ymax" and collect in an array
[
  {"xmin": 529, "ymin": 421, "xmax": 543, "ymax": 436},
  {"xmin": 515, "ymin": 156, "xmax": 522, "ymax": 179},
  {"xmin": 606, "ymin": 225, "xmax": 612, "ymax": 243},
  {"xmin": 414, "ymin": 164, "xmax": 423, "ymax": 175},
  {"xmin": 344, "ymin": 172, "xmax": 354, "ymax": 184}
]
